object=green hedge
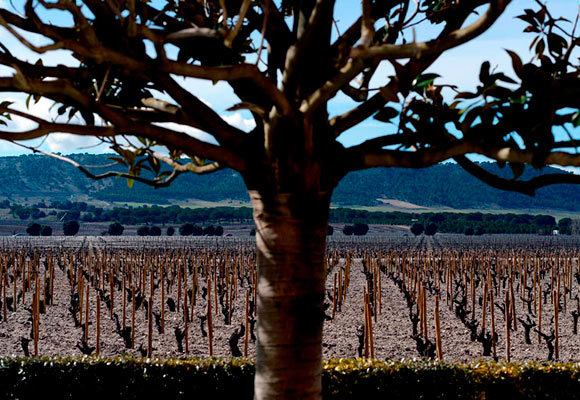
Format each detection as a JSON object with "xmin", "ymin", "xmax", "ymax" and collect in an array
[{"xmin": 1, "ymin": 357, "xmax": 580, "ymax": 399}]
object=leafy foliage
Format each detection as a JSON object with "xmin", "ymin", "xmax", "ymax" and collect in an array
[
  {"xmin": 411, "ymin": 223, "xmax": 424, "ymax": 236},
  {"xmin": 1, "ymin": 356, "xmax": 580, "ymax": 400},
  {"xmin": 26, "ymin": 222, "xmax": 41, "ymax": 236},
  {"xmin": 62, "ymin": 220, "xmax": 79, "ymax": 236},
  {"xmin": 107, "ymin": 222, "xmax": 124, "ymax": 236}
]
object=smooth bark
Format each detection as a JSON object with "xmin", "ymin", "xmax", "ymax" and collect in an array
[{"xmin": 251, "ymin": 190, "xmax": 330, "ymax": 400}]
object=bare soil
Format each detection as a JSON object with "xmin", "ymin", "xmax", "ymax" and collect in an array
[{"xmin": 0, "ymin": 235, "xmax": 578, "ymax": 363}]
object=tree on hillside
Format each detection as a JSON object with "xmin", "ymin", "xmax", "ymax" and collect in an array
[
  {"xmin": 40, "ymin": 225, "xmax": 52, "ymax": 236},
  {"xmin": 107, "ymin": 222, "xmax": 124, "ymax": 236},
  {"xmin": 136, "ymin": 226, "xmax": 150, "ymax": 236},
  {"xmin": 352, "ymin": 222, "xmax": 369, "ymax": 236},
  {"xmin": 2, "ymin": 2, "xmax": 580, "ymax": 398},
  {"xmin": 62, "ymin": 220, "xmax": 80, "ymax": 236},
  {"xmin": 425, "ymin": 223, "xmax": 438, "ymax": 236},
  {"xmin": 342, "ymin": 225, "xmax": 354, "ymax": 236},
  {"xmin": 26, "ymin": 222, "xmax": 41, "ymax": 236},
  {"xmin": 179, "ymin": 223, "xmax": 194, "ymax": 236},
  {"xmin": 410, "ymin": 223, "xmax": 424, "ymax": 236}
]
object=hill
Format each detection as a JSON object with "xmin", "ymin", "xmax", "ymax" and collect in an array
[{"xmin": 0, "ymin": 154, "xmax": 578, "ymax": 211}]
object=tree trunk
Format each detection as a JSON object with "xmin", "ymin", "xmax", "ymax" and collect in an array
[{"xmin": 250, "ymin": 190, "xmax": 330, "ymax": 400}]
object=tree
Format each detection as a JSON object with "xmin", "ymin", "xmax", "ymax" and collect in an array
[
  {"xmin": 26, "ymin": 222, "xmax": 41, "ymax": 236},
  {"xmin": 410, "ymin": 223, "xmax": 424, "ymax": 236},
  {"xmin": 40, "ymin": 225, "xmax": 52, "ymax": 236},
  {"xmin": 166, "ymin": 226, "xmax": 175, "ymax": 237},
  {"xmin": 2, "ymin": 2, "xmax": 580, "ymax": 398},
  {"xmin": 108, "ymin": 222, "xmax": 124, "ymax": 236},
  {"xmin": 352, "ymin": 222, "xmax": 369, "ymax": 236},
  {"xmin": 425, "ymin": 223, "xmax": 438, "ymax": 236},
  {"xmin": 464, "ymin": 227, "xmax": 474, "ymax": 236},
  {"xmin": 137, "ymin": 226, "xmax": 150, "ymax": 236},
  {"xmin": 150, "ymin": 226, "xmax": 162, "ymax": 236},
  {"xmin": 62, "ymin": 220, "xmax": 80, "ymax": 236},
  {"xmin": 179, "ymin": 223, "xmax": 194, "ymax": 236},
  {"xmin": 215, "ymin": 226, "xmax": 224, "ymax": 236},
  {"xmin": 327, "ymin": 225, "xmax": 334, "ymax": 236},
  {"xmin": 342, "ymin": 225, "xmax": 354, "ymax": 236}
]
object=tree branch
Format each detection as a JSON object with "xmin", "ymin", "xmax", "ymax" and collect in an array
[
  {"xmin": 347, "ymin": 140, "xmax": 580, "ymax": 171},
  {"xmin": 350, "ymin": 0, "xmax": 510, "ymax": 60},
  {"xmin": 12, "ymin": 143, "xmax": 182, "ymax": 188},
  {"xmin": 455, "ymin": 155, "xmax": 580, "ymax": 196}
]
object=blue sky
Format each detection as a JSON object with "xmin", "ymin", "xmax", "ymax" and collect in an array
[{"xmin": 0, "ymin": 0, "xmax": 578, "ymax": 166}]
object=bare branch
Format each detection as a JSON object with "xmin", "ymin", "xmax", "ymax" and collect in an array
[
  {"xmin": 360, "ymin": 0, "xmax": 374, "ymax": 48},
  {"xmin": 161, "ymin": 62, "xmax": 292, "ymax": 116},
  {"xmin": 0, "ymin": 106, "xmax": 116, "ymax": 140},
  {"xmin": 347, "ymin": 140, "xmax": 580, "ymax": 171},
  {"xmin": 12, "ymin": 143, "xmax": 181, "ymax": 188},
  {"xmin": 149, "ymin": 151, "xmax": 222, "ymax": 175},
  {"xmin": 456, "ymin": 155, "xmax": 580, "ymax": 196},
  {"xmin": 166, "ymin": 27, "xmax": 223, "ymax": 41},
  {"xmin": 350, "ymin": 0, "xmax": 510, "ymax": 60},
  {"xmin": 225, "ymin": 0, "xmax": 252, "ymax": 48}
]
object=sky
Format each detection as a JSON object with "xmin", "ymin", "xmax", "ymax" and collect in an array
[{"xmin": 0, "ymin": 0, "xmax": 578, "ymax": 169}]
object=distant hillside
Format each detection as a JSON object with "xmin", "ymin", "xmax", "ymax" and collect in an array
[{"xmin": 0, "ymin": 154, "xmax": 579, "ymax": 211}]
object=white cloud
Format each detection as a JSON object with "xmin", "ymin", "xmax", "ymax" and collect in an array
[
  {"xmin": 222, "ymin": 112, "xmax": 256, "ymax": 133},
  {"xmin": 154, "ymin": 122, "xmax": 218, "ymax": 145},
  {"xmin": 43, "ymin": 133, "xmax": 106, "ymax": 154}
]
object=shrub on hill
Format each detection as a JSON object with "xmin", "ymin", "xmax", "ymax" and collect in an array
[
  {"xmin": 410, "ymin": 223, "xmax": 424, "ymax": 236},
  {"xmin": 63, "ymin": 221, "xmax": 80, "ymax": 236},
  {"xmin": 425, "ymin": 223, "xmax": 438, "ymax": 236},
  {"xmin": 108, "ymin": 222, "xmax": 124, "ymax": 236},
  {"xmin": 26, "ymin": 223, "xmax": 41, "ymax": 236},
  {"xmin": 137, "ymin": 226, "xmax": 150, "ymax": 236}
]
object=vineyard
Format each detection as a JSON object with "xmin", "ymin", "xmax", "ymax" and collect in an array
[{"xmin": 0, "ymin": 234, "xmax": 578, "ymax": 363}]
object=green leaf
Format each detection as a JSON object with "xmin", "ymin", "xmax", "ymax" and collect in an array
[
  {"xmin": 107, "ymin": 156, "xmax": 128, "ymax": 167},
  {"xmin": 126, "ymin": 178, "xmax": 134, "ymax": 188},
  {"xmin": 505, "ymin": 50, "xmax": 524, "ymax": 78},
  {"xmin": 460, "ymin": 106, "xmax": 482, "ymax": 133},
  {"xmin": 479, "ymin": 61, "xmax": 490, "ymax": 84},
  {"xmin": 572, "ymin": 111, "xmax": 580, "ymax": 127},
  {"xmin": 148, "ymin": 155, "xmax": 161, "ymax": 175},
  {"xmin": 492, "ymin": 73, "xmax": 517, "ymax": 85},
  {"xmin": 67, "ymin": 107, "xmax": 77, "ymax": 123},
  {"xmin": 412, "ymin": 73, "xmax": 440, "ymax": 89},
  {"xmin": 455, "ymin": 91, "xmax": 479, "ymax": 100},
  {"xmin": 547, "ymin": 33, "xmax": 567, "ymax": 56},
  {"xmin": 379, "ymin": 85, "xmax": 399, "ymax": 102},
  {"xmin": 535, "ymin": 38, "xmax": 545, "ymax": 58},
  {"xmin": 373, "ymin": 107, "xmax": 399, "ymax": 122}
]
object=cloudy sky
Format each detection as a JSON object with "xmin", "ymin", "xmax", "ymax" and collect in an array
[{"xmin": 0, "ymin": 0, "xmax": 578, "ymax": 163}]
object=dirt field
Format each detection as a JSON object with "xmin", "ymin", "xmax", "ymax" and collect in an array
[{"xmin": 0, "ymin": 234, "xmax": 578, "ymax": 363}]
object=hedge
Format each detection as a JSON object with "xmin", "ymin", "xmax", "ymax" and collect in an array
[{"xmin": 1, "ymin": 356, "xmax": 580, "ymax": 399}]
